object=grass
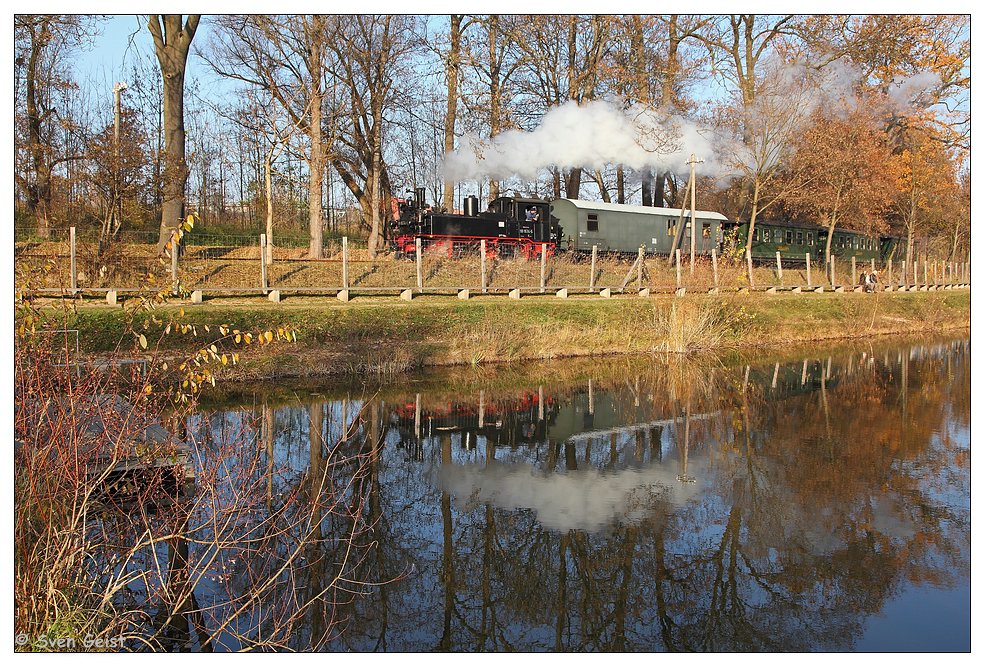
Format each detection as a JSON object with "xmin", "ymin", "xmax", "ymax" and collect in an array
[{"xmin": 38, "ymin": 289, "xmax": 970, "ymax": 381}]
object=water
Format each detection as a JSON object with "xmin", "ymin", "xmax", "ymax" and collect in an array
[{"xmin": 176, "ymin": 336, "xmax": 970, "ymax": 652}]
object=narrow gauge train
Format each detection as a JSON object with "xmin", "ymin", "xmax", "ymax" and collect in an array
[
  {"xmin": 389, "ymin": 187, "xmax": 903, "ymax": 264},
  {"xmin": 725, "ymin": 219, "xmax": 904, "ymax": 265}
]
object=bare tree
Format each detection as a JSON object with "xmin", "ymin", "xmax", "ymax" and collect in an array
[
  {"xmin": 325, "ymin": 15, "xmax": 421, "ymax": 257},
  {"xmin": 14, "ymin": 15, "xmax": 98, "ymax": 238}
]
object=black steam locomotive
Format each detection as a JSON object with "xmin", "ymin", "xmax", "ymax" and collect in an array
[{"xmin": 389, "ymin": 188, "xmax": 562, "ymax": 259}]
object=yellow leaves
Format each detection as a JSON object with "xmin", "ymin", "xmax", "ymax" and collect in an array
[
  {"xmin": 264, "ymin": 331, "xmax": 273, "ymax": 344},
  {"xmin": 138, "ymin": 334, "xmax": 147, "ymax": 350}
]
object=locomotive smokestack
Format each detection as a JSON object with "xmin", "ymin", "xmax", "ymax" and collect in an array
[
  {"xmin": 464, "ymin": 195, "xmax": 478, "ymax": 217},
  {"xmin": 415, "ymin": 187, "xmax": 427, "ymax": 209}
]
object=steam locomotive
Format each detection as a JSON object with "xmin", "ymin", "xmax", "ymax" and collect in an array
[{"xmin": 389, "ymin": 188, "xmax": 561, "ymax": 259}]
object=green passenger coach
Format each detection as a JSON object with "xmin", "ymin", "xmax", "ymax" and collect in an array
[
  {"xmin": 727, "ymin": 220, "xmax": 887, "ymax": 264},
  {"xmin": 551, "ymin": 199, "xmax": 729, "ymax": 255}
]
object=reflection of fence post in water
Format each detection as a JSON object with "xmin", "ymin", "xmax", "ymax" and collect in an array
[
  {"xmin": 264, "ymin": 403, "xmax": 274, "ymax": 508},
  {"xmin": 771, "ymin": 362, "xmax": 780, "ymax": 389},
  {"xmin": 677, "ymin": 401, "xmax": 694, "ymax": 484},
  {"xmin": 477, "ymin": 390, "xmax": 483, "ymax": 430},
  {"xmin": 801, "ymin": 359, "xmax": 808, "ymax": 386},
  {"xmin": 538, "ymin": 385, "xmax": 544, "ymax": 422},
  {"xmin": 415, "ymin": 393, "xmax": 422, "ymax": 439}
]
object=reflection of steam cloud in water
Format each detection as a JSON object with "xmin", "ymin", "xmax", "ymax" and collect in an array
[{"xmin": 439, "ymin": 459, "xmax": 704, "ymax": 533}]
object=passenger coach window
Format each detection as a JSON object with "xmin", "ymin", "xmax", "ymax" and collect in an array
[
  {"xmin": 785, "ymin": 230, "xmax": 793, "ymax": 244},
  {"xmin": 808, "ymin": 232, "xmax": 813, "ymax": 245},
  {"xmin": 667, "ymin": 220, "xmax": 675, "ymax": 236},
  {"xmin": 797, "ymin": 231, "xmax": 804, "ymax": 245},
  {"xmin": 587, "ymin": 214, "xmax": 599, "ymax": 232}
]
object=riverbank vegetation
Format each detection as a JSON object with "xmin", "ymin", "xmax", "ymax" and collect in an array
[{"xmin": 45, "ymin": 290, "xmax": 971, "ymax": 380}]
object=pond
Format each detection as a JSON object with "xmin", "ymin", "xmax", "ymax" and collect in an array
[{"xmin": 173, "ymin": 335, "xmax": 970, "ymax": 652}]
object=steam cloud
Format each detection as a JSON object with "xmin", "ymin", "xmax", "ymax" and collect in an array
[{"xmin": 442, "ymin": 99, "xmax": 721, "ymax": 184}]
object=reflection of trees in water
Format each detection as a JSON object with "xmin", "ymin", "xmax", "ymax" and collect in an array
[{"xmin": 187, "ymin": 338, "xmax": 968, "ymax": 651}]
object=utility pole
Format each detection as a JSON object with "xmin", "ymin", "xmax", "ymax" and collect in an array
[
  {"xmin": 111, "ymin": 81, "xmax": 127, "ymax": 236},
  {"xmin": 687, "ymin": 154, "xmax": 703, "ymax": 274}
]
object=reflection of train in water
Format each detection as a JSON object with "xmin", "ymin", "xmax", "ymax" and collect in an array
[{"xmin": 389, "ymin": 187, "xmax": 905, "ymax": 264}]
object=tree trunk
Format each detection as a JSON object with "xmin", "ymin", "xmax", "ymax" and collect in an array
[
  {"xmin": 488, "ymin": 15, "xmax": 501, "ymax": 202},
  {"xmin": 443, "ymin": 15, "xmax": 462, "ymax": 212},
  {"xmin": 746, "ymin": 178, "xmax": 761, "ymax": 287},
  {"xmin": 641, "ymin": 169, "xmax": 653, "ymax": 206},
  {"xmin": 149, "ymin": 15, "xmax": 199, "ymax": 254},
  {"xmin": 307, "ymin": 25, "xmax": 325, "ymax": 259}
]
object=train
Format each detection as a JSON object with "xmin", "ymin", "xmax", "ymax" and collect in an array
[{"xmin": 388, "ymin": 188, "xmax": 903, "ymax": 264}]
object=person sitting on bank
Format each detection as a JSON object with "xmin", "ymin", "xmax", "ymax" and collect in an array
[
  {"xmin": 869, "ymin": 270, "xmax": 879, "ymax": 291},
  {"xmin": 859, "ymin": 270, "xmax": 868, "ymax": 290}
]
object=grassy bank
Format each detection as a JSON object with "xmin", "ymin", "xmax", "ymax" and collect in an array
[{"xmin": 52, "ymin": 289, "xmax": 970, "ymax": 380}]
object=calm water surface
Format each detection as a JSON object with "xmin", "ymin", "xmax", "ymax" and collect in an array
[{"xmin": 182, "ymin": 336, "xmax": 970, "ymax": 652}]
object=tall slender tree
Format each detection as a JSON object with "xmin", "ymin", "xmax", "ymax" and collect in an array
[{"xmin": 147, "ymin": 14, "xmax": 200, "ymax": 252}]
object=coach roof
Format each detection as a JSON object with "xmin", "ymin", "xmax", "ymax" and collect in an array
[{"xmin": 554, "ymin": 198, "xmax": 729, "ymax": 221}]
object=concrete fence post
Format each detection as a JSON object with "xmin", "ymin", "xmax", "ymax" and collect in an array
[
  {"xmin": 830, "ymin": 256, "xmax": 836, "ymax": 287},
  {"xmin": 637, "ymin": 246, "xmax": 644, "ymax": 289},
  {"xmin": 777, "ymin": 251, "xmax": 784, "ymax": 287},
  {"xmin": 342, "ymin": 236, "xmax": 350, "ymax": 289},
  {"xmin": 70, "ymin": 226, "xmax": 77, "ymax": 292},
  {"xmin": 416, "ymin": 237, "xmax": 423, "ymax": 291},
  {"xmin": 851, "ymin": 256, "xmax": 857, "ymax": 287},
  {"xmin": 675, "ymin": 249, "xmax": 682, "ymax": 289},
  {"xmin": 806, "ymin": 253, "xmax": 812, "ymax": 288}
]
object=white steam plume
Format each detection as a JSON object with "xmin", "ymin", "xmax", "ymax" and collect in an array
[{"xmin": 442, "ymin": 99, "xmax": 722, "ymax": 184}]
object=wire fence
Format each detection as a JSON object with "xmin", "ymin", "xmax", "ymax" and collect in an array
[{"xmin": 14, "ymin": 227, "xmax": 971, "ymax": 297}]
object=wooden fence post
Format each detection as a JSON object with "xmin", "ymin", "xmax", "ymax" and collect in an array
[
  {"xmin": 776, "ymin": 251, "xmax": 784, "ymax": 287},
  {"xmin": 70, "ymin": 226, "xmax": 77, "ymax": 292},
  {"xmin": 590, "ymin": 244, "xmax": 598, "ymax": 292},
  {"xmin": 260, "ymin": 234, "xmax": 268, "ymax": 293},
  {"xmin": 480, "ymin": 239, "xmax": 487, "ymax": 293},
  {"xmin": 851, "ymin": 256, "xmax": 857, "ymax": 287},
  {"xmin": 711, "ymin": 248, "xmax": 719, "ymax": 289},
  {"xmin": 342, "ymin": 236, "xmax": 350, "ymax": 289},
  {"xmin": 540, "ymin": 243, "xmax": 548, "ymax": 293},
  {"xmin": 172, "ymin": 232, "xmax": 179, "ymax": 291},
  {"xmin": 416, "ymin": 237, "xmax": 423, "ymax": 291},
  {"xmin": 637, "ymin": 246, "xmax": 644, "ymax": 289}
]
